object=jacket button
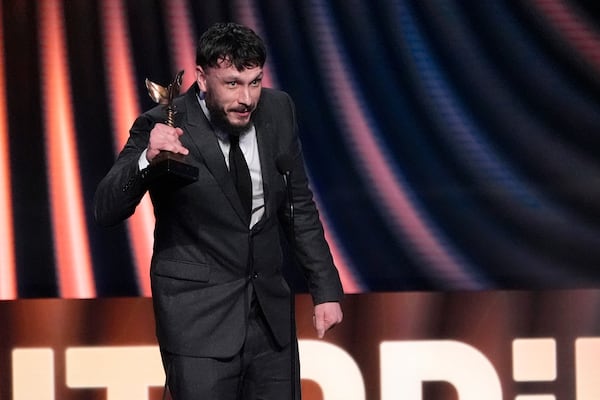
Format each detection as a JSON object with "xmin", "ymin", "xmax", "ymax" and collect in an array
[{"xmin": 252, "ymin": 273, "xmax": 259, "ymax": 279}]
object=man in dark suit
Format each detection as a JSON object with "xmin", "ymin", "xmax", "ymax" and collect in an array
[{"xmin": 94, "ymin": 22, "xmax": 344, "ymax": 399}]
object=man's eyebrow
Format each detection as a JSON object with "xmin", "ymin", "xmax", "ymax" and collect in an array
[{"xmin": 221, "ymin": 71, "xmax": 264, "ymax": 82}]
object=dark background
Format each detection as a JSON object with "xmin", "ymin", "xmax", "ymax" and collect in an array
[{"xmin": 2, "ymin": 0, "xmax": 600, "ymax": 298}]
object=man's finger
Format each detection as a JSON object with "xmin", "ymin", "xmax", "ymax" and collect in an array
[{"xmin": 314, "ymin": 314, "xmax": 325, "ymax": 339}]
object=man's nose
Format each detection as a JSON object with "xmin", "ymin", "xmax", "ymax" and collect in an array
[{"xmin": 238, "ymin": 87, "xmax": 251, "ymax": 105}]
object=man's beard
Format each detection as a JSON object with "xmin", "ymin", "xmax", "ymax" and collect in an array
[{"xmin": 205, "ymin": 94, "xmax": 253, "ymax": 136}]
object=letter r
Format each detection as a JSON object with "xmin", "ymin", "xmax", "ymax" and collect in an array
[{"xmin": 380, "ymin": 340, "xmax": 502, "ymax": 400}]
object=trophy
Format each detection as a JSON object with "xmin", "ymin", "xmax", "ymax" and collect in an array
[{"xmin": 145, "ymin": 70, "xmax": 199, "ymax": 183}]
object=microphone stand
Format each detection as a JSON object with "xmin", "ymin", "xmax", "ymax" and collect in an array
[{"xmin": 281, "ymin": 168, "xmax": 297, "ymax": 400}]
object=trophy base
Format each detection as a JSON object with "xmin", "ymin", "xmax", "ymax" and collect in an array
[{"xmin": 148, "ymin": 152, "xmax": 199, "ymax": 183}]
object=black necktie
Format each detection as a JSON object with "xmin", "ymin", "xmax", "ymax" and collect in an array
[{"xmin": 228, "ymin": 134, "xmax": 252, "ymax": 221}]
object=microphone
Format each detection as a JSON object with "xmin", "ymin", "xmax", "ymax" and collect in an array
[
  {"xmin": 276, "ymin": 154, "xmax": 294, "ymax": 240},
  {"xmin": 276, "ymin": 154, "xmax": 293, "ymax": 178}
]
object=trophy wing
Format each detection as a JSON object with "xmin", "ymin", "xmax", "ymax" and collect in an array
[
  {"xmin": 145, "ymin": 79, "xmax": 170, "ymax": 105},
  {"xmin": 169, "ymin": 70, "xmax": 185, "ymax": 102}
]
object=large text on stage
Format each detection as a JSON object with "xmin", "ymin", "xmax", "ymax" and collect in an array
[{"xmin": 2, "ymin": 291, "xmax": 600, "ymax": 399}]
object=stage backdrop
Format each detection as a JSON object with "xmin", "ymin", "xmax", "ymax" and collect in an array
[
  {"xmin": 3, "ymin": 2, "xmax": 600, "ymax": 399},
  {"xmin": 1, "ymin": 0, "xmax": 600, "ymax": 298},
  {"xmin": 3, "ymin": 291, "xmax": 600, "ymax": 400}
]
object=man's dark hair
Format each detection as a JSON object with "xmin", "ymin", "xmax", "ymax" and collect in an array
[{"xmin": 196, "ymin": 22, "xmax": 266, "ymax": 71}]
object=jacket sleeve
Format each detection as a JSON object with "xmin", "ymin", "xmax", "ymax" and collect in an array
[
  {"xmin": 278, "ymin": 93, "xmax": 344, "ymax": 305},
  {"xmin": 93, "ymin": 114, "xmax": 154, "ymax": 227}
]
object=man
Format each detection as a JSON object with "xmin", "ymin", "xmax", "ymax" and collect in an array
[{"xmin": 94, "ymin": 22, "xmax": 344, "ymax": 399}]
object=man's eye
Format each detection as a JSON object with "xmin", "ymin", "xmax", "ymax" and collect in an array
[
  {"xmin": 251, "ymin": 79, "xmax": 262, "ymax": 86},
  {"xmin": 227, "ymin": 81, "xmax": 237, "ymax": 87}
]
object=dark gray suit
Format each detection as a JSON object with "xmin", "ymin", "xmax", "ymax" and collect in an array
[{"xmin": 94, "ymin": 85, "xmax": 343, "ymax": 359}]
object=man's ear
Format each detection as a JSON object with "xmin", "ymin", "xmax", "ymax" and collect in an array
[{"xmin": 196, "ymin": 66, "xmax": 207, "ymax": 92}]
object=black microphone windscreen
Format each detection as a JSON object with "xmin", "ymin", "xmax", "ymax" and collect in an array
[{"xmin": 276, "ymin": 154, "xmax": 294, "ymax": 175}]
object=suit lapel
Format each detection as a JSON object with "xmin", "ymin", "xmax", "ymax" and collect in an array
[
  {"xmin": 181, "ymin": 86, "xmax": 248, "ymax": 224},
  {"xmin": 253, "ymin": 102, "xmax": 276, "ymax": 223}
]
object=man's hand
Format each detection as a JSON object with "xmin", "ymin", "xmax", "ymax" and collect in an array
[
  {"xmin": 313, "ymin": 302, "xmax": 343, "ymax": 339},
  {"xmin": 146, "ymin": 123, "xmax": 189, "ymax": 161}
]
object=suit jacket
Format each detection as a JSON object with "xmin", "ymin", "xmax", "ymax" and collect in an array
[{"xmin": 94, "ymin": 85, "xmax": 344, "ymax": 358}]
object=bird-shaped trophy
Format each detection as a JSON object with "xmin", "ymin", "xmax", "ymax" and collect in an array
[{"xmin": 145, "ymin": 70, "xmax": 199, "ymax": 183}]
